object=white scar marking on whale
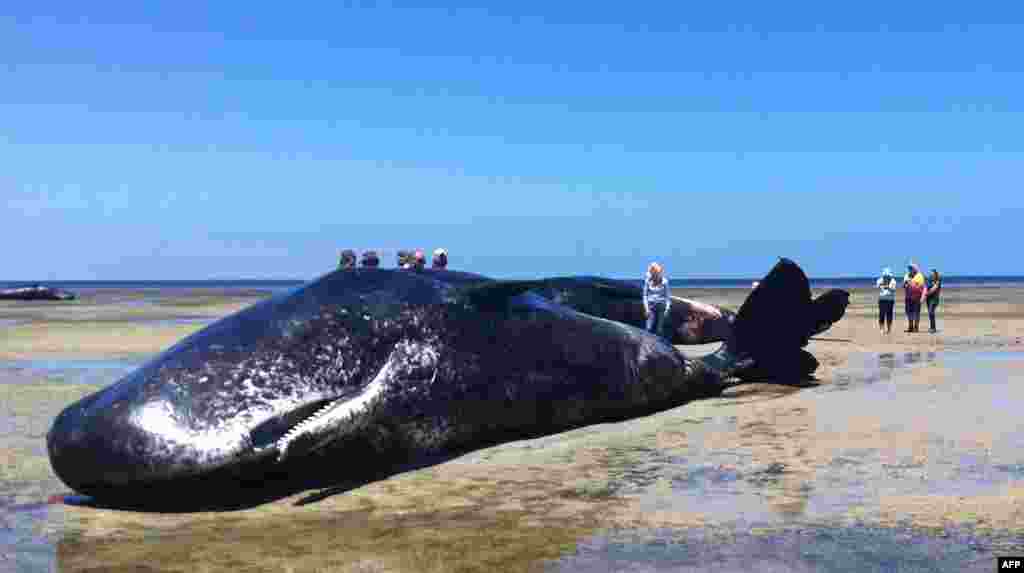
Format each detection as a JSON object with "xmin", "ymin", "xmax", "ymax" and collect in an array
[{"xmin": 132, "ymin": 400, "xmax": 249, "ymax": 468}]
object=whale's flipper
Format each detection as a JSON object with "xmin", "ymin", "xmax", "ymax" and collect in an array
[{"xmin": 728, "ymin": 258, "xmax": 829, "ymax": 382}]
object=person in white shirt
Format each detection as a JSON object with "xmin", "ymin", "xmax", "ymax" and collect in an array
[
  {"xmin": 642, "ymin": 262, "xmax": 671, "ymax": 338},
  {"xmin": 876, "ymin": 267, "xmax": 897, "ymax": 334},
  {"xmin": 431, "ymin": 248, "xmax": 448, "ymax": 269}
]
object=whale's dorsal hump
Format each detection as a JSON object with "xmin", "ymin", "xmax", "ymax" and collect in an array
[
  {"xmin": 458, "ymin": 280, "xmax": 545, "ymax": 310},
  {"xmin": 588, "ymin": 279, "xmax": 641, "ymax": 299}
]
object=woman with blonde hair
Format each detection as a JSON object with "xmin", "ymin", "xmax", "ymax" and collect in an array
[{"xmin": 642, "ymin": 262, "xmax": 671, "ymax": 338}]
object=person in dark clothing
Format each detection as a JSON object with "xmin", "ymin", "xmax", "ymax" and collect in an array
[
  {"xmin": 876, "ymin": 267, "xmax": 897, "ymax": 334},
  {"xmin": 338, "ymin": 249, "xmax": 357, "ymax": 270},
  {"xmin": 360, "ymin": 250, "xmax": 380, "ymax": 268},
  {"xmin": 925, "ymin": 269, "xmax": 942, "ymax": 333},
  {"xmin": 902, "ymin": 263, "xmax": 926, "ymax": 332},
  {"xmin": 432, "ymin": 248, "xmax": 448, "ymax": 270}
]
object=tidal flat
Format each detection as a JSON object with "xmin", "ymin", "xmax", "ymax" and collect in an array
[{"xmin": 1, "ymin": 285, "xmax": 1022, "ymax": 572}]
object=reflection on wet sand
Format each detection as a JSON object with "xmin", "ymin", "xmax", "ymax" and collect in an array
[{"xmin": 50, "ymin": 469, "xmax": 611, "ymax": 573}]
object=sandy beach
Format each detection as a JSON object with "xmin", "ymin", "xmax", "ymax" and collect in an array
[{"xmin": 2, "ymin": 284, "xmax": 1022, "ymax": 572}]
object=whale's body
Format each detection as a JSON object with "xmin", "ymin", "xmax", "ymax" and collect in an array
[
  {"xmin": 0, "ymin": 285, "xmax": 76, "ymax": 301},
  {"xmin": 47, "ymin": 259, "xmax": 839, "ymax": 506}
]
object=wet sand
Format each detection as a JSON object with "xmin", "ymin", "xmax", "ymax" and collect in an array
[{"xmin": 1, "ymin": 285, "xmax": 1022, "ymax": 572}]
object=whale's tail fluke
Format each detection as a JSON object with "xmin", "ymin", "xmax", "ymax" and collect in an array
[{"xmin": 722, "ymin": 258, "xmax": 849, "ymax": 382}]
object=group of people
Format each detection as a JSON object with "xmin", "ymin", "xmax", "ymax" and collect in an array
[
  {"xmin": 337, "ymin": 248, "xmax": 449, "ymax": 271},
  {"xmin": 876, "ymin": 263, "xmax": 942, "ymax": 334}
]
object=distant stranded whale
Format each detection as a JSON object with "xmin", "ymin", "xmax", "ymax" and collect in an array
[
  {"xmin": 0, "ymin": 285, "xmax": 76, "ymax": 301},
  {"xmin": 47, "ymin": 258, "xmax": 841, "ymax": 507}
]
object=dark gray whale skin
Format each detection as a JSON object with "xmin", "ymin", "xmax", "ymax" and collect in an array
[
  {"xmin": 400, "ymin": 273, "xmax": 847, "ymax": 348},
  {"xmin": 519, "ymin": 276, "xmax": 736, "ymax": 346},
  {"xmin": 46, "ymin": 260, "xmax": 825, "ymax": 506},
  {"xmin": 0, "ymin": 285, "xmax": 76, "ymax": 301}
]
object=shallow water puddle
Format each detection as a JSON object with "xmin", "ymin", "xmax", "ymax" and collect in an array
[
  {"xmin": 144, "ymin": 317, "xmax": 214, "ymax": 327},
  {"xmin": 0, "ymin": 357, "xmax": 144, "ymax": 387},
  {"xmin": 548, "ymin": 525, "xmax": 1008, "ymax": 573},
  {"xmin": 826, "ymin": 350, "xmax": 938, "ymax": 391},
  {"xmin": 619, "ymin": 350, "xmax": 1024, "ymax": 535}
]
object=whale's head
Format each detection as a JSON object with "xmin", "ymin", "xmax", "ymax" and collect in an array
[{"xmin": 46, "ymin": 269, "xmax": 459, "ymax": 502}]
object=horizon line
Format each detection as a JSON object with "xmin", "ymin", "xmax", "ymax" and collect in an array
[{"xmin": 3, "ymin": 273, "xmax": 1022, "ymax": 284}]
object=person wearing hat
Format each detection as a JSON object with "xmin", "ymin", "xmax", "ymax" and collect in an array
[
  {"xmin": 432, "ymin": 248, "xmax": 448, "ymax": 270},
  {"xmin": 902, "ymin": 262, "xmax": 926, "ymax": 332},
  {"xmin": 411, "ymin": 249, "xmax": 426, "ymax": 271},
  {"xmin": 642, "ymin": 262, "xmax": 671, "ymax": 338},
  {"xmin": 876, "ymin": 267, "xmax": 897, "ymax": 334},
  {"xmin": 360, "ymin": 250, "xmax": 380, "ymax": 268},
  {"xmin": 338, "ymin": 249, "xmax": 357, "ymax": 270},
  {"xmin": 396, "ymin": 250, "xmax": 412, "ymax": 269}
]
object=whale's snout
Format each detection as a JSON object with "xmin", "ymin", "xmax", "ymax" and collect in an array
[
  {"xmin": 47, "ymin": 392, "xmax": 155, "ymax": 496},
  {"xmin": 47, "ymin": 384, "xmax": 254, "ymax": 499}
]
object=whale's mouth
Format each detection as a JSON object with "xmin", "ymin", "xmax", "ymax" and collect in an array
[{"xmin": 248, "ymin": 397, "xmax": 345, "ymax": 453}]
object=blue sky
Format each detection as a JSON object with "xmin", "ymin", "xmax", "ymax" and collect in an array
[{"xmin": 2, "ymin": 3, "xmax": 1022, "ymax": 280}]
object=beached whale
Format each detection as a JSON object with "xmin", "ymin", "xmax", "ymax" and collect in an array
[
  {"xmin": 47, "ymin": 259, "xmax": 834, "ymax": 507},
  {"xmin": 0, "ymin": 285, "xmax": 76, "ymax": 301}
]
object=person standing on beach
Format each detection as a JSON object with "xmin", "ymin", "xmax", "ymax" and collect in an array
[
  {"xmin": 903, "ymin": 263, "xmax": 926, "ymax": 332},
  {"xmin": 338, "ymin": 249, "xmax": 357, "ymax": 270},
  {"xmin": 925, "ymin": 269, "xmax": 942, "ymax": 333},
  {"xmin": 642, "ymin": 262, "xmax": 671, "ymax": 338},
  {"xmin": 876, "ymin": 268, "xmax": 897, "ymax": 334}
]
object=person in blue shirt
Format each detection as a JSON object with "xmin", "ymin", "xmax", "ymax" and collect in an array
[{"xmin": 643, "ymin": 262, "xmax": 672, "ymax": 338}]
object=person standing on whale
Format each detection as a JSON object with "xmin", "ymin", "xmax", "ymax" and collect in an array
[
  {"xmin": 643, "ymin": 262, "xmax": 671, "ymax": 338},
  {"xmin": 360, "ymin": 250, "xmax": 380, "ymax": 268},
  {"xmin": 432, "ymin": 248, "xmax": 448, "ymax": 269},
  {"xmin": 411, "ymin": 250, "xmax": 427, "ymax": 271},
  {"xmin": 338, "ymin": 249, "xmax": 357, "ymax": 270}
]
